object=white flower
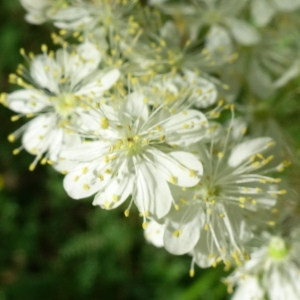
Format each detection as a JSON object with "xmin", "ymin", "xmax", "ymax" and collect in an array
[
  {"xmin": 162, "ymin": 127, "xmax": 283, "ymax": 267},
  {"xmin": 141, "ymin": 71, "xmax": 218, "ymax": 109},
  {"xmin": 4, "ymin": 42, "xmax": 120, "ymax": 169},
  {"xmin": 226, "ymin": 232, "xmax": 300, "ymax": 300},
  {"xmin": 60, "ymin": 92, "xmax": 206, "ymax": 223}
]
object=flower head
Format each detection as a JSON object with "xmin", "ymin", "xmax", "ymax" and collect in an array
[
  {"xmin": 162, "ymin": 125, "xmax": 284, "ymax": 268},
  {"xmin": 3, "ymin": 42, "xmax": 120, "ymax": 169},
  {"xmin": 60, "ymin": 90, "xmax": 207, "ymax": 223},
  {"xmin": 226, "ymin": 230, "xmax": 300, "ymax": 300}
]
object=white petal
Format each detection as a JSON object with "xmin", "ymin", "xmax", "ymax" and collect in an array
[
  {"xmin": 124, "ymin": 92, "xmax": 149, "ymax": 120},
  {"xmin": 184, "ymin": 71, "xmax": 218, "ymax": 108},
  {"xmin": 76, "ymin": 69, "xmax": 120, "ymax": 97},
  {"xmin": 135, "ymin": 157, "xmax": 173, "ymax": 219},
  {"xmin": 251, "ymin": 0, "xmax": 276, "ymax": 27},
  {"xmin": 228, "ymin": 137, "xmax": 273, "ymax": 168},
  {"xmin": 248, "ymin": 60, "xmax": 274, "ymax": 98},
  {"xmin": 205, "ymin": 25, "xmax": 233, "ymax": 62},
  {"xmin": 273, "ymin": 0, "xmax": 300, "ymax": 11},
  {"xmin": 274, "ymin": 62, "xmax": 300, "ymax": 88},
  {"xmin": 93, "ymin": 163, "xmax": 134, "ymax": 209},
  {"xmin": 164, "ymin": 206, "xmax": 203, "ymax": 255},
  {"xmin": 57, "ymin": 43, "xmax": 101, "ymax": 88},
  {"xmin": 232, "ymin": 276, "xmax": 264, "ymax": 300},
  {"xmin": 30, "ymin": 55, "xmax": 61, "ymax": 94},
  {"xmin": 7, "ymin": 89, "xmax": 49, "ymax": 113},
  {"xmin": 162, "ymin": 110, "xmax": 208, "ymax": 146},
  {"xmin": 63, "ymin": 163, "xmax": 108, "ymax": 199},
  {"xmin": 149, "ymin": 150, "xmax": 203, "ymax": 187},
  {"xmin": 60, "ymin": 140, "xmax": 110, "ymax": 162},
  {"xmin": 226, "ymin": 18, "xmax": 260, "ymax": 46},
  {"xmin": 144, "ymin": 220, "xmax": 166, "ymax": 248},
  {"xmin": 22, "ymin": 114, "xmax": 57, "ymax": 154}
]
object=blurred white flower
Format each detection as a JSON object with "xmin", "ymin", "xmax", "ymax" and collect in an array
[{"xmin": 226, "ymin": 231, "xmax": 300, "ymax": 300}]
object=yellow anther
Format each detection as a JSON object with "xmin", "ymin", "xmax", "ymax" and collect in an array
[
  {"xmin": 59, "ymin": 29, "xmax": 67, "ymax": 36},
  {"xmin": 189, "ymin": 269, "xmax": 195, "ymax": 278},
  {"xmin": 83, "ymin": 184, "xmax": 90, "ymax": 190},
  {"xmin": 11, "ymin": 115, "xmax": 20, "ymax": 122},
  {"xmin": 41, "ymin": 44, "xmax": 48, "ymax": 53},
  {"xmin": 189, "ymin": 170, "xmax": 197, "ymax": 177},
  {"xmin": 142, "ymin": 222, "xmax": 148, "ymax": 230},
  {"xmin": 74, "ymin": 176, "xmax": 79, "ymax": 182},
  {"xmin": 12, "ymin": 149, "xmax": 20, "ymax": 155},
  {"xmin": 40, "ymin": 157, "xmax": 47, "ymax": 165},
  {"xmin": 169, "ymin": 176, "xmax": 177, "ymax": 184},
  {"xmin": 218, "ymin": 100, "xmax": 224, "ymax": 107},
  {"xmin": 268, "ymin": 221, "xmax": 275, "ymax": 226},
  {"xmin": 204, "ymin": 224, "xmax": 209, "ymax": 231},
  {"xmin": 98, "ymin": 174, "xmax": 104, "ymax": 181},
  {"xmin": 219, "ymin": 213, "xmax": 225, "ymax": 218},
  {"xmin": 180, "ymin": 198, "xmax": 187, "ymax": 204},
  {"xmin": 112, "ymin": 194, "xmax": 119, "ymax": 202},
  {"xmin": 124, "ymin": 209, "xmax": 130, "ymax": 217},
  {"xmin": 82, "ymin": 167, "xmax": 88, "ymax": 174},
  {"xmin": 29, "ymin": 164, "xmax": 35, "ymax": 171},
  {"xmin": 239, "ymin": 197, "xmax": 246, "ymax": 203},
  {"xmin": 217, "ymin": 152, "xmax": 224, "ymax": 159},
  {"xmin": 104, "ymin": 201, "xmax": 110, "ymax": 209},
  {"xmin": 173, "ymin": 229, "xmax": 182, "ymax": 238},
  {"xmin": 174, "ymin": 204, "xmax": 179, "ymax": 211},
  {"xmin": 278, "ymin": 189, "xmax": 287, "ymax": 195},
  {"xmin": 20, "ymin": 48, "xmax": 25, "ymax": 56},
  {"xmin": 8, "ymin": 134, "xmax": 15, "ymax": 142}
]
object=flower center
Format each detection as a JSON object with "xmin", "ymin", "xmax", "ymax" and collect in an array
[
  {"xmin": 53, "ymin": 94, "xmax": 77, "ymax": 119},
  {"xmin": 121, "ymin": 135, "xmax": 149, "ymax": 156},
  {"xmin": 268, "ymin": 236, "xmax": 289, "ymax": 260},
  {"xmin": 197, "ymin": 182, "xmax": 221, "ymax": 203}
]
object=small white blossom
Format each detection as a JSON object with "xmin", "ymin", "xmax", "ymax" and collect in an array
[
  {"xmin": 61, "ymin": 91, "xmax": 207, "ymax": 223},
  {"xmin": 162, "ymin": 127, "xmax": 283, "ymax": 267},
  {"xmin": 226, "ymin": 232, "xmax": 300, "ymax": 300},
  {"xmin": 5, "ymin": 42, "xmax": 120, "ymax": 169}
]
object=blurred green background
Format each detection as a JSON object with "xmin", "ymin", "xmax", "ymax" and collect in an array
[{"xmin": 0, "ymin": 1, "xmax": 228, "ymax": 299}]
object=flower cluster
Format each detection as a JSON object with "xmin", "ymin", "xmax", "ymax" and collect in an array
[{"xmin": 2, "ymin": 0, "xmax": 300, "ymax": 299}]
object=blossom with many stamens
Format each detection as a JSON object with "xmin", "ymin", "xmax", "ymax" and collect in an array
[
  {"xmin": 61, "ymin": 91, "xmax": 207, "ymax": 224},
  {"xmin": 2, "ymin": 42, "xmax": 120, "ymax": 170},
  {"xmin": 141, "ymin": 70, "xmax": 218, "ymax": 109},
  {"xmin": 225, "ymin": 231, "xmax": 300, "ymax": 300},
  {"xmin": 162, "ymin": 126, "xmax": 285, "ymax": 269}
]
